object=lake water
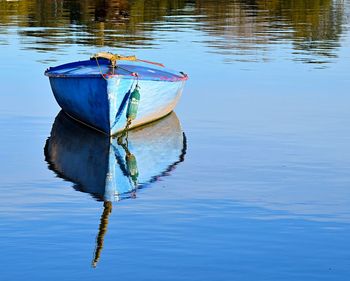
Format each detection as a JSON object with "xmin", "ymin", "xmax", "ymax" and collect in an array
[{"xmin": 1, "ymin": 0, "xmax": 350, "ymax": 280}]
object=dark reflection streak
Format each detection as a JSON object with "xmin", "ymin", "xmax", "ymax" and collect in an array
[{"xmin": 92, "ymin": 201, "xmax": 113, "ymax": 268}]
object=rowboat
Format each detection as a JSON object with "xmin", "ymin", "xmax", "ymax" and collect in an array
[
  {"xmin": 44, "ymin": 110, "xmax": 187, "ymax": 202},
  {"xmin": 44, "ymin": 52, "xmax": 188, "ymax": 136}
]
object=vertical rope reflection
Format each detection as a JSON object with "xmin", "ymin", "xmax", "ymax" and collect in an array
[{"xmin": 92, "ymin": 201, "xmax": 113, "ymax": 268}]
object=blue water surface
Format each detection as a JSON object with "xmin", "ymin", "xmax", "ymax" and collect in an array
[{"xmin": 0, "ymin": 1, "xmax": 350, "ymax": 280}]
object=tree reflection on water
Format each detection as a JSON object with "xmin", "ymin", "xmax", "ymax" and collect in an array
[{"xmin": 0, "ymin": 0, "xmax": 346, "ymax": 62}]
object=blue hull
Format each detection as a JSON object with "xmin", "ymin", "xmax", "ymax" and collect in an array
[
  {"xmin": 46, "ymin": 59, "xmax": 187, "ymax": 135},
  {"xmin": 49, "ymin": 76, "xmax": 110, "ymax": 133}
]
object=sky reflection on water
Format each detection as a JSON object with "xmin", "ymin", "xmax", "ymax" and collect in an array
[{"xmin": 0, "ymin": 0, "xmax": 350, "ymax": 280}]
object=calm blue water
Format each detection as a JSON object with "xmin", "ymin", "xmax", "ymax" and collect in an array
[{"xmin": 1, "ymin": 1, "xmax": 350, "ymax": 280}]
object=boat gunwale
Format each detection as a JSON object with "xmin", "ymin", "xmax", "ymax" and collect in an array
[{"xmin": 44, "ymin": 59, "xmax": 188, "ymax": 82}]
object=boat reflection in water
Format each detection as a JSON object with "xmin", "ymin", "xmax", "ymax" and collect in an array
[{"xmin": 44, "ymin": 110, "xmax": 187, "ymax": 267}]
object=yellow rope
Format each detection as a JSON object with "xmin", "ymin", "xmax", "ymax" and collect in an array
[
  {"xmin": 92, "ymin": 52, "xmax": 164, "ymax": 68},
  {"xmin": 95, "ymin": 57, "xmax": 109, "ymax": 81}
]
